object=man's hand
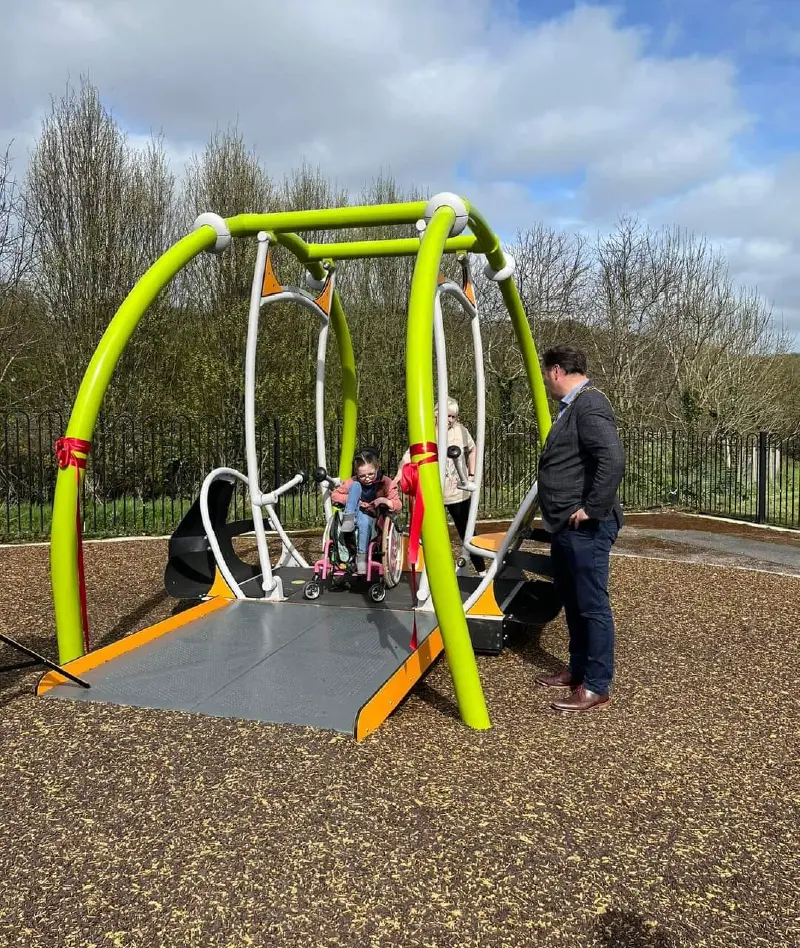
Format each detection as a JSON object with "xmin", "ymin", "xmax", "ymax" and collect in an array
[{"xmin": 568, "ymin": 507, "xmax": 590, "ymax": 528}]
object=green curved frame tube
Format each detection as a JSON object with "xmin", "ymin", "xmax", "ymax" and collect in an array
[
  {"xmin": 406, "ymin": 207, "xmax": 491, "ymax": 731},
  {"xmin": 467, "ymin": 205, "xmax": 552, "ymax": 443},
  {"xmin": 50, "ymin": 199, "xmax": 552, "ymax": 739},
  {"xmin": 52, "ymin": 227, "xmax": 216, "ymax": 661}
]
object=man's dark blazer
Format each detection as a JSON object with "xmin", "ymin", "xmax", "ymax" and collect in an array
[{"xmin": 537, "ymin": 385, "xmax": 625, "ymax": 534}]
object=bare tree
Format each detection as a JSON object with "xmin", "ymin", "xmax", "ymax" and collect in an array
[
  {"xmin": 0, "ymin": 144, "xmax": 39, "ymax": 407},
  {"xmin": 476, "ymin": 224, "xmax": 590, "ymax": 426},
  {"xmin": 587, "ymin": 217, "xmax": 789, "ymax": 432},
  {"xmin": 26, "ymin": 79, "xmax": 177, "ymax": 406},
  {"xmin": 182, "ymin": 126, "xmax": 273, "ymax": 306}
]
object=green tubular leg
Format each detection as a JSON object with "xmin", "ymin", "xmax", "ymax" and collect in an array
[
  {"xmin": 51, "ymin": 227, "xmax": 217, "ymax": 662},
  {"xmin": 406, "ymin": 205, "xmax": 491, "ymax": 732}
]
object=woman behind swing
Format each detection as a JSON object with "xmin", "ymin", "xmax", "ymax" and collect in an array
[{"xmin": 393, "ymin": 398, "xmax": 487, "ymax": 577}]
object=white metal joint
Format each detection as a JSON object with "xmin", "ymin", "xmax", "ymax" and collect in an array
[
  {"xmin": 484, "ymin": 253, "xmax": 516, "ymax": 282},
  {"xmin": 194, "ymin": 212, "xmax": 232, "ymax": 254},
  {"xmin": 423, "ymin": 192, "xmax": 469, "ymax": 237}
]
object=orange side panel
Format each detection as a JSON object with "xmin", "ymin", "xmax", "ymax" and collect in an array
[
  {"xmin": 37, "ymin": 597, "xmax": 230, "ymax": 695},
  {"xmin": 401, "ymin": 535, "xmax": 425, "ymax": 573},
  {"xmin": 315, "ymin": 277, "xmax": 334, "ymax": 316},
  {"xmin": 471, "ymin": 532, "xmax": 505, "ymax": 553},
  {"xmin": 466, "ymin": 582, "xmax": 503, "ymax": 618},
  {"xmin": 207, "ymin": 568, "xmax": 236, "ymax": 600},
  {"xmin": 261, "ymin": 249, "xmax": 283, "ymax": 297},
  {"xmin": 355, "ymin": 628, "xmax": 444, "ymax": 741},
  {"xmin": 464, "ymin": 279, "xmax": 476, "ymax": 305}
]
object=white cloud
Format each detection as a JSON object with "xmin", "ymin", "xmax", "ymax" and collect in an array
[
  {"xmin": 0, "ymin": 2, "xmax": 744, "ymax": 193},
  {"xmin": 1, "ymin": 0, "xmax": 798, "ymax": 345},
  {"xmin": 648, "ymin": 158, "xmax": 800, "ymax": 344}
]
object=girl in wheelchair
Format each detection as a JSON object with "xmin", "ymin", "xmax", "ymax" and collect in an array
[{"xmin": 330, "ymin": 448, "xmax": 401, "ymax": 575}]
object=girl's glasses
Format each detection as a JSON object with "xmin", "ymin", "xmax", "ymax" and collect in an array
[{"xmin": 356, "ymin": 471, "xmax": 377, "ymax": 481}]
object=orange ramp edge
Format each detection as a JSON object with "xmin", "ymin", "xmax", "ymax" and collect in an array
[
  {"xmin": 37, "ymin": 597, "xmax": 230, "ymax": 696},
  {"xmin": 354, "ymin": 627, "xmax": 444, "ymax": 740}
]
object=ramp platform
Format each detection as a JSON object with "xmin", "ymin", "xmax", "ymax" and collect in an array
[
  {"xmin": 39, "ymin": 561, "xmax": 559, "ymax": 739},
  {"xmin": 38, "ymin": 583, "xmax": 441, "ymax": 740}
]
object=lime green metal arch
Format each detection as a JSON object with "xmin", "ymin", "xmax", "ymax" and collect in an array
[
  {"xmin": 49, "ymin": 198, "xmax": 553, "ymax": 742},
  {"xmin": 406, "ymin": 206, "xmax": 491, "ymax": 730},
  {"xmin": 52, "ymin": 227, "xmax": 216, "ymax": 661},
  {"xmin": 466, "ymin": 204, "xmax": 552, "ymax": 444}
]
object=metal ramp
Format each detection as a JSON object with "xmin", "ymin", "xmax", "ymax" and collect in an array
[
  {"xmin": 38, "ymin": 558, "xmax": 559, "ymax": 739},
  {"xmin": 37, "ymin": 592, "xmax": 441, "ymax": 740}
]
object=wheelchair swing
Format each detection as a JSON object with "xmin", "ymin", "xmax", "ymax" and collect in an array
[{"xmin": 303, "ymin": 467, "xmax": 405, "ymax": 603}]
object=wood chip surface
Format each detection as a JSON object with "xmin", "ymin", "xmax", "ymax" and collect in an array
[{"xmin": 1, "ymin": 521, "xmax": 798, "ymax": 947}]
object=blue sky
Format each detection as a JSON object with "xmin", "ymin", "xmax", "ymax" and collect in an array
[{"xmin": 1, "ymin": 0, "xmax": 799, "ymax": 349}]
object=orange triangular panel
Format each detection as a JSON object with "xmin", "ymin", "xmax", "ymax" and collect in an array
[
  {"xmin": 315, "ymin": 276, "xmax": 334, "ymax": 316},
  {"xmin": 261, "ymin": 250, "xmax": 283, "ymax": 297}
]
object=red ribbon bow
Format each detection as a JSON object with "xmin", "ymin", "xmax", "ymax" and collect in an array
[
  {"xmin": 55, "ymin": 437, "xmax": 92, "ymax": 651},
  {"xmin": 399, "ymin": 441, "xmax": 438, "ymax": 650}
]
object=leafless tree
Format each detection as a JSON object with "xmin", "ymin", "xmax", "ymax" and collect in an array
[
  {"xmin": 26, "ymin": 79, "xmax": 177, "ymax": 406},
  {"xmin": 475, "ymin": 224, "xmax": 590, "ymax": 426},
  {"xmin": 182, "ymin": 126, "xmax": 273, "ymax": 306},
  {"xmin": 0, "ymin": 146, "xmax": 37, "ymax": 405},
  {"xmin": 587, "ymin": 218, "xmax": 789, "ymax": 432}
]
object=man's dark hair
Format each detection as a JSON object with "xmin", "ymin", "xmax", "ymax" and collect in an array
[{"xmin": 542, "ymin": 345, "xmax": 588, "ymax": 375}]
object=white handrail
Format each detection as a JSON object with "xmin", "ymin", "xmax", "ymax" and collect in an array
[
  {"xmin": 438, "ymin": 276, "xmax": 493, "ymax": 563},
  {"xmin": 246, "ymin": 235, "xmax": 277, "ymax": 595},
  {"xmin": 245, "ymin": 233, "xmax": 331, "ymax": 592},
  {"xmin": 199, "ymin": 468, "xmax": 250, "ymax": 600},
  {"xmin": 461, "ymin": 481, "xmax": 539, "ymax": 614}
]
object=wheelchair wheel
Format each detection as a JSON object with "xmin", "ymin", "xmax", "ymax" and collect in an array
[
  {"xmin": 381, "ymin": 517, "xmax": 405, "ymax": 589},
  {"xmin": 303, "ymin": 581, "xmax": 322, "ymax": 600},
  {"xmin": 368, "ymin": 582, "xmax": 386, "ymax": 603}
]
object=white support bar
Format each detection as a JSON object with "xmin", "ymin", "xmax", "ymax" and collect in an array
[
  {"xmin": 256, "ymin": 472, "xmax": 306, "ymax": 507},
  {"xmin": 246, "ymin": 235, "xmax": 279, "ymax": 597},
  {"xmin": 416, "ymin": 290, "xmax": 451, "ymax": 605},
  {"xmin": 461, "ymin": 481, "xmax": 539, "ymax": 614},
  {"xmin": 199, "ymin": 468, "xmax": 249, "ymax": 600},
  {"xmin": 263, "ymin": 503, "xmax": 309, "ymax": 569},
  {"xmin": 250, "ymin": 275, "xmax": 332, "ymax": 587},
  {"xmin": 437, "ymin": 277, "xmax": 492, "ymax": 563},
  {"xmin": 433, "ymin": 292, "xmax": 449, "ymax": 495}
]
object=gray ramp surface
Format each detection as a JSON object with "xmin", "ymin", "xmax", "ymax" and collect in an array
[{"xmin": 43, "ymin": 600, "xmax": 438, "ymax": 735}]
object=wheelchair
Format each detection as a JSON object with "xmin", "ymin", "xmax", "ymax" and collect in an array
[{"xmin": 303, "ymin": 498, "xmax": 405, "ymax": 603}]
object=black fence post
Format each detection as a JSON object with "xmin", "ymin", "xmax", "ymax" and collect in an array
[
  {"xmin": 756, "ymin": 430, "xmax": 768, "ymax": 524},
  {"xmin": 670, "ymin": 428, "xmax": 677, "ymax": 505}
]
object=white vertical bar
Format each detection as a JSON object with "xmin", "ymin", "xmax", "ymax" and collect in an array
[
  {"xmin": 245, "ymin": 233, "xmax": 278, "ymax": 595},
  {"xmin": 315, "ymin": 309, "xmax": 332, "ymax": 521}
]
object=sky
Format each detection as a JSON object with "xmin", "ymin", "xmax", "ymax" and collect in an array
[{"xmin": 1, "ymin": 0, "xmax": 799, "ymax": 349}]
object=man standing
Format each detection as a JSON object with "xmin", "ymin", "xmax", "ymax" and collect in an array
[{"xmin": 535, "ymin": 345, "xmax": 625, "ymax": 712}]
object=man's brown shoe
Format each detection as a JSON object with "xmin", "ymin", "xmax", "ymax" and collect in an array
[
  {"xmin": 535, "ymin": 667, "xmax": 581, "ymax": 689},
  {"xmin": 550, "ymin": 686, "xmax": 610, "ymax": 713}
]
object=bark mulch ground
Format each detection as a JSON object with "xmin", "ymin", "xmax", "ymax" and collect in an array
[{"xmin": 0, "ymin": 531, "xmax": 798, "ymax": 947}]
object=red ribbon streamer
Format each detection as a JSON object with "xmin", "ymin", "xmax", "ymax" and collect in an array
[
  {"xmin": 55, "ymin": 437, "xmax": 92, "ymax": 652},
  {"xmin": 399, "ymin": 441, "xmax": 438, "ymax": 650}
]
